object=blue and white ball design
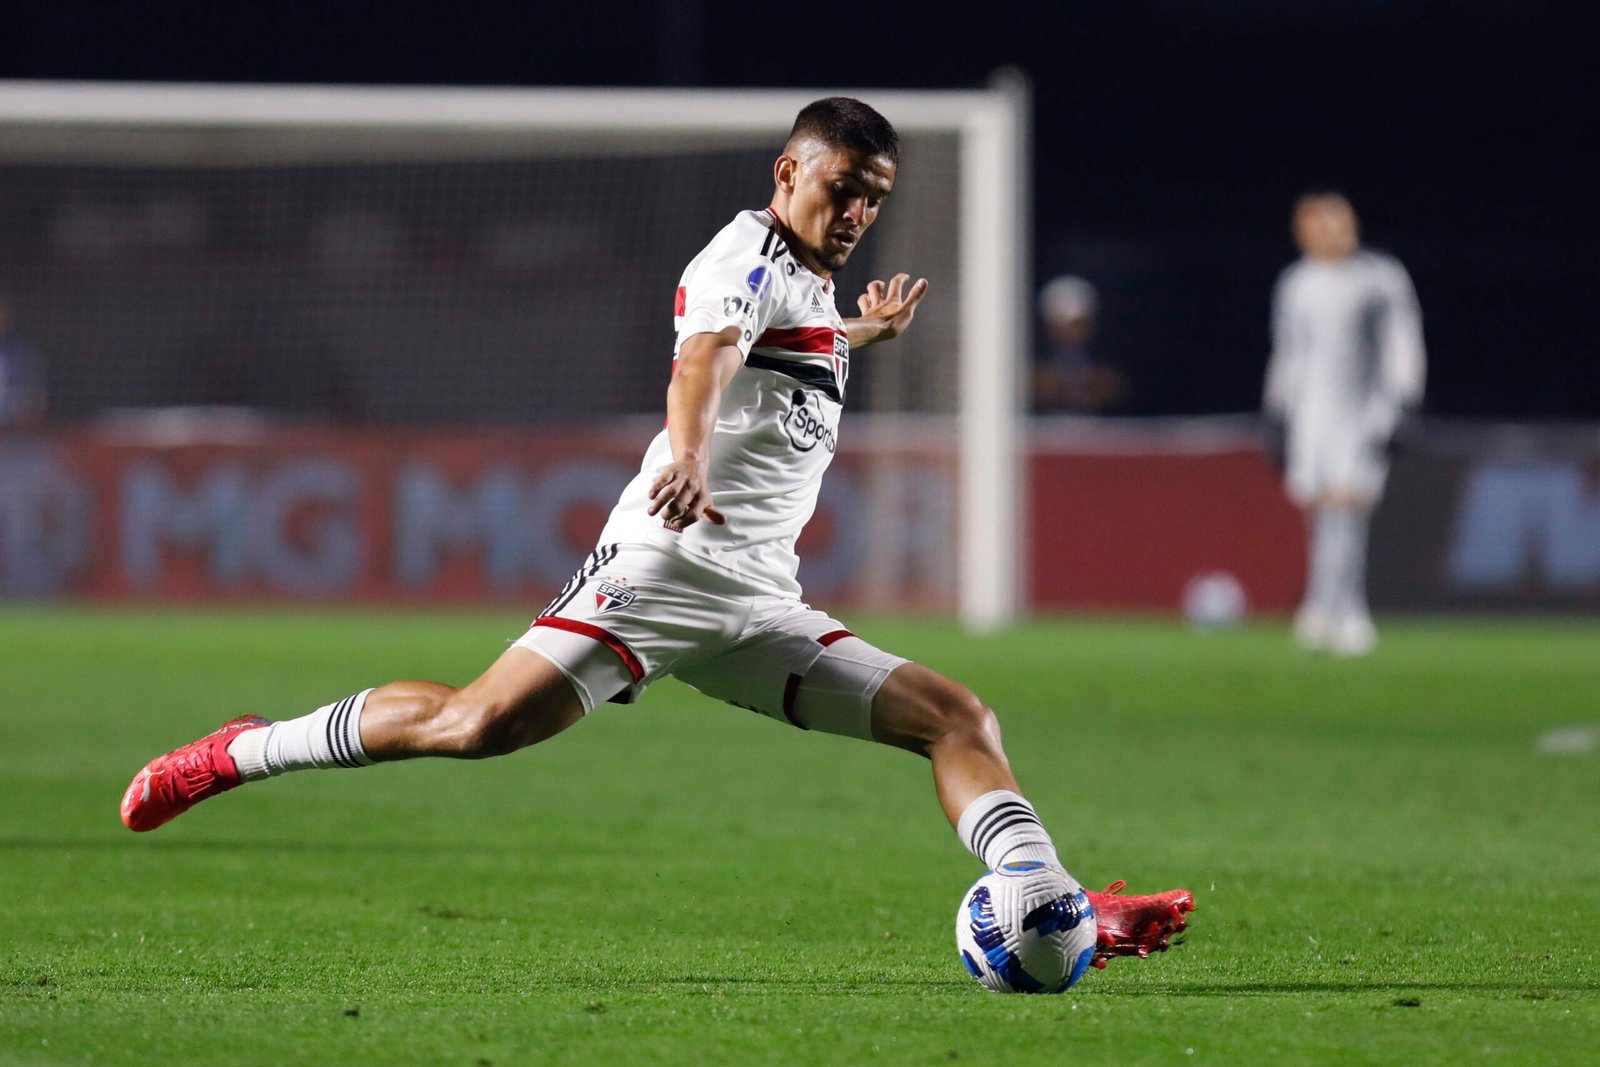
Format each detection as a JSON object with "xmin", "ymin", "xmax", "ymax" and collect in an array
[{"xmin": 955, "ymin": 862, "xmax": 1097, "ymax": 994}]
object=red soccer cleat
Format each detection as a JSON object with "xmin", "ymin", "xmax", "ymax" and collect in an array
[
  {"xmin": 1085, "ymin": 880, "xmax": 1195, "ymax": 969},
  {"xmin": 120, "ymin": 716, "xmax": 270, "ymax": 832}
]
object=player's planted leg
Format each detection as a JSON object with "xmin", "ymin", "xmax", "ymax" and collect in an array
[{"xmin": 120, "ymin": 647, "xmax": 585, "ymax": 831}]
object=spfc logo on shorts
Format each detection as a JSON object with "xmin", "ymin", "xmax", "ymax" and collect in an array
[{"xmin": 593, "ymin": 581, "xmax": 636, "ymax": 613}]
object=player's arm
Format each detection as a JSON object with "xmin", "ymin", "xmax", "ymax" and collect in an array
[
  {"xmin": 1262, "ymin": 273, "xmax": 1297, "ymax": 420},
  {"xmin": 1260, "ymin": 274, "xmax": 1296, "ymax": 468},
  {"xmin": 846, "ymin": 272, "xmax": 929, "ymax": 348},
  {"xmin": 1361, "ymin": 261, "xmax": 1427, "ymax": 450},
  {"xmin": 1379, "ymin": 262, "xmax": 1426, "ymax": 413},
  {"xmin": 646, "ymin": 325, "xmax": 744, "ymax": 528}
]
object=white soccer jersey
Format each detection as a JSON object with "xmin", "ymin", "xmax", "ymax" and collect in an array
[
  {"xmin": 597, "ymin": 208, "xmax": 849, "ymax": 597},
  {"xmin": 1264, "ymin": 249, "xmax": 1426, "ymax": 503},
  {"xmin": 1263, "ymin": 249, "xmax": 1426, "ymax": 439}
]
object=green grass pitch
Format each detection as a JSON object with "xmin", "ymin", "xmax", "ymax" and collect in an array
[{"xmin": 3, "ymin": 608, "xmax": 1598, "ymax": 1065}]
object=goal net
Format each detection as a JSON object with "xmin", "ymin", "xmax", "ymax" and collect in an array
[{"xmin": 0, "ymin": 81, "xmax": 1027, "ymax": 628}]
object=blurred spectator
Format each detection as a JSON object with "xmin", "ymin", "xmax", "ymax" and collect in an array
[
  {"xmin": 1031, "ymin": 275, "xmax": 1127, "ymax": 414},
  {"xmin": 1263, "ymin": 192, "xmax": 1425, "ymax": 656},
  {"xmin": 0, "ymin": 296, "xmax": 48, "ymax": 428}
]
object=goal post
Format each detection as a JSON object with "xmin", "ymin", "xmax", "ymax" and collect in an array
[{"xmin": 0, "ymin": 78, "xmax": 1028, "ymax": 629}]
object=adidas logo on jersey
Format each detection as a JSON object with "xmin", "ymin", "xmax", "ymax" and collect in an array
[
  {"xmin": 593, "ymin": 581, "xmax": 636, "ymax": 613},
  {"xmin": 810, "ymin": 291, "xmax": 825, "ymax": 313}
]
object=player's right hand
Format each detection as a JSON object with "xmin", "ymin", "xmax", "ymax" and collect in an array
[{"xmin": 647, "ymin": 460, "xmax": 727, "ymax": 529}]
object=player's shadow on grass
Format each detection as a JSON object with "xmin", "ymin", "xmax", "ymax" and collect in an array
[
  {"xmin": 0, "ymin": 836, "xmax": 494, "ymax": 855},
  {"xmin": 1117, "ymin": 980, "xmax": 1600, "ymax": 995},
  {"xmin": 535, "ymin": 975, "xmax": 954, "ymax": 991}
]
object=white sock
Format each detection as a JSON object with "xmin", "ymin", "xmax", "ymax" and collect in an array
[
  {"xmin": 956, "ymin": 789, "xmax": 1062, "ymax": 872},
  {"xmin": 1304, "ymin": 507, "xmax": 1349, "ymax": 619},
  {"xmin": 227, "ymin": 689, "xmax": 376, "ymax": 781},
  {"xmin": 1333, "ymin": 508, "xmax": 1372, "ymax": 620}
]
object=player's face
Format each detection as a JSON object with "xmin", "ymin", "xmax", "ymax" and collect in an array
[
  {"xmin": 1294, "ymin": 198, "xmax": 1359, "ymax": 260},
  {"xmin": 775, "ymin": 145, "xmax": 896, "ymax": 275}
]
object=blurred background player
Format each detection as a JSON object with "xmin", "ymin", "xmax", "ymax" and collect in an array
[
  {"xmin": 1263, "ymin": 192, "xmax": 1426, "ymax": 655},
  {"xmin": 1031, "ymin": 275, "xmax": 1126, "ymax": 414}
]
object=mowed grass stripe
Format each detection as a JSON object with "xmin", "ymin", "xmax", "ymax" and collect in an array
[{"xmin": 2, "ymin": 609, "xmax": 1597, "ymax": 1065}]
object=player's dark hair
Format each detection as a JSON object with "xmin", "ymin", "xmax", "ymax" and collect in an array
[{"xmin": 788, "ymin": 97, "xmax": 899, "ymax": 164}]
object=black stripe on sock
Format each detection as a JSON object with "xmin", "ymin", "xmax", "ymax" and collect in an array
[
  {"xmin": 967, "ymin": 800, "xmax": 1033, "ymax": 852},
  {"xmin": 972, "ymin": 812, "xmax": 1049, "ymax": 863},
  {"xmin": 324, "ymin": 698, "xmax": 345, "ymax": 767},
  {"xmin": 338, "ymin": 695, "xmax": 361, "ymax": 768},
  {"xmin": 326, "ymin": 697, "xmax": 347, "ymax": 768},
  {"xmin": 327, "ymin": 696, "xmax": 357, "ymax": 768},
  {"xmin": 966, "ymin": 819, "xmax": 1043, "ymax": 870},
  {"xmin": 975, "ymin": 813, "xmax": 1042, "ymax": 862}
]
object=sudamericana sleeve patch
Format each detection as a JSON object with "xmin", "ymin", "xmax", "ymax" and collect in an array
[{"xmin": 745, "ymin": 265, "xmax": 772, "ymax": 300}]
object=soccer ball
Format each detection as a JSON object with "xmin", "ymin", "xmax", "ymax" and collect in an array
[
  {"xmin": 1182, "ymin": 570, "xmax": 1247, "ymax": 628},
  {"xmin": 955, "ymin": 862, "xmax": 1097, "ymax": 994}
]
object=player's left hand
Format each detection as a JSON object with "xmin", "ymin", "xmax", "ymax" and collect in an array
[{"xmin": 853, "ymin": 273, "xmax": 929, "ymax": 345}]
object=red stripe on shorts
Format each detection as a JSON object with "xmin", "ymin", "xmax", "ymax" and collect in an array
[
  {"xmin": 817, "ymin": 629, "xmax": 854, "ymax": 647},
  {"xmin": 534, "ymin": 617, "xmax": 645, "ymax": 683}
]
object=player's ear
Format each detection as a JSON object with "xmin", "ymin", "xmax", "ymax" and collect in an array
[{"xmin": 774, "ymin": 154, "xmax": 798, "ymax": 195}]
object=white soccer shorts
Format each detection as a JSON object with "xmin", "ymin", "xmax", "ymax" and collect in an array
[
  {"xmin": 1286, "ymin": 417, "xmax": 1389, "ymax": 505},
  {"xmin": 513, "ymin": 543, "xmax": 908, "ymax": 740}
]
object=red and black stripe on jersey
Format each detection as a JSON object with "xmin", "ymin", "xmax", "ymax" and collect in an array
[
  {"xmin": 751, "ymin": 323, "xmax": 847, "ymax": 403},
  {"xmin": 746, "ymin": 322, "xmax": 845, "ymax": 402}
]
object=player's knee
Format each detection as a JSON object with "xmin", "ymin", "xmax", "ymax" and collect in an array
[
  {"xmin": 898, "ymin": 676, "xmax": 1000, "ymax": 755},
  {"xmin": 940, "ymin": 688, "xmax": 1002, "ymax": 751}
]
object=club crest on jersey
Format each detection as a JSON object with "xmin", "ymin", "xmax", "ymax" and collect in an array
[
  {"xmin": 745, "ymin": 266, "xmax": 772, "ymax": 300},
  {"xmin": 832, "ymin": 333, "xmax": 850, "ymax": 394},
  {"xmin": 781, "ymin": 389, "xmax": 838, "ymax": 454},
  {"xmin": 593, "ymin": 581, "xmax": 636, "ymax": 613}
]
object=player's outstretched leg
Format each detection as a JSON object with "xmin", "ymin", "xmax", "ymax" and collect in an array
[
  {"xmin": 868, "ymin": 662, "xmax": 1193, "ymax": 968},
  {"xmin": 120, "ymin": 646, "xmax": 584, "ymax": 832}
]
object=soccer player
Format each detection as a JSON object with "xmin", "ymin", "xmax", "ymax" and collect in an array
[
  {"xmin": 1264, "ymin": 192, "xmax": 1426, "ymax": 656},
  {"xmin": 121, "ymin": 99, "xmax": 1192, "ymax": 978}
]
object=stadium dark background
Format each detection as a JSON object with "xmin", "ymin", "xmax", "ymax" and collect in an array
[{"xmin": 2, "ymin": 1, "xmax": 1593, "ymax": 418}]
